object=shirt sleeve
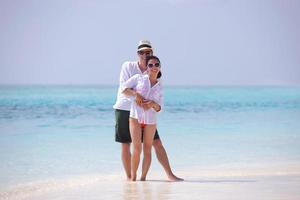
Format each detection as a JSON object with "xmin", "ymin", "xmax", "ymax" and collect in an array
[
  {"xmin": 151, "ymin": 83, "xmax": 163, "ymax": 112},
  {"xmin": 121, "ymin": 74, "xmax": 140, "ymax": 95},
  {"xmin": 119, "ymin": 62, "xmax": 131, "ymax": 86},
  {"xmin": 157, "ymin": 86, "xmax": 164, "ymax": 111}
]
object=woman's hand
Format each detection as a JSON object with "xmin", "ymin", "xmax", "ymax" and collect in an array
[
  {"xmin": 141, "ymin": 100, "xmax": 153, "ymax": 110},
  {"xmin": 141, "ymin": 100, "xmax": 161, "ymax": 112}
]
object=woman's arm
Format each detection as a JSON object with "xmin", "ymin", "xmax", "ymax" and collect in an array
[{"xmin": 123, "ymin": 88, "xmax": 143, "ymax": 105}]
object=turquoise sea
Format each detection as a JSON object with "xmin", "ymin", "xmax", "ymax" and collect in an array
[{"xmin": 0, "ymin": 86, "xmax": 300, "ymax": 191}]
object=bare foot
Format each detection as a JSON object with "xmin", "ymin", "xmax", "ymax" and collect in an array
[
  {"xmin": 131, "ymin": 174, "xmax": 137, "ymax": 181},
  {"xmin": 168, "ymin": 174, "xmax": 184, "ymax": 182},
  {"xmin": 140, "ymin": 177, "xmax": 146, "ymax": 181}
]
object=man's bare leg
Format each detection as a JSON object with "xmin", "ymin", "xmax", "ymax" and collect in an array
[
  {"xmin": 152, "ymin": 139, "xmax": 184, "ymax": 181},
  {"xmin": 121, "ymin": 143, "xmax": 131, "ymax": 181}
]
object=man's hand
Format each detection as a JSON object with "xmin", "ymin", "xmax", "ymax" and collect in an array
[{"xmin": 135, "ymin": 93, "xmax": 144, "ymax": 106}]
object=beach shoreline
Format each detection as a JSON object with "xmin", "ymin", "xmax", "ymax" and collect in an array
[{"xmin": 1, "ymin": 163, "xmax": 300, "ymax": 200}]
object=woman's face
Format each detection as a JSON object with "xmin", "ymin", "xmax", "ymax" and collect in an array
[{"xmin": 147, "ymin": 59, "xmax": 160, "ymax": 77}]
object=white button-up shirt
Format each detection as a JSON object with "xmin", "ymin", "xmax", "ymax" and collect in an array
[
  {"xmin": 113, "ymin": 61, "xmax": 145, "ymax": 111},
  {"xmin": 123, "ymin": 74, "xmax": 163, "ymax": 125}
]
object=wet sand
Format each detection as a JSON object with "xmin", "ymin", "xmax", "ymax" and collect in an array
[{"xmin": 1, "ymin": 164, "xmax": 300, "ymax": 200}]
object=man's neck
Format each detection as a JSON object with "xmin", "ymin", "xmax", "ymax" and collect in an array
[{"xmin": 138, "ymin": 61, "xmax": 147, "ymax": 73}]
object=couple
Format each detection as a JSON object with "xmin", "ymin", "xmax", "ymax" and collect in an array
[{"xmin": 113, "ymin": 40, "xmax": 183, "ymax": 182}]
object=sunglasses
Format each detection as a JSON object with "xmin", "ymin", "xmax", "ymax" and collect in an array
[
  {"xmin": 148, "ymin": 63, "xmax": 160, "ymax": 68},
  {"xmin": 138, "ymin": 51, "xmax": 152, "ymax": 56}
]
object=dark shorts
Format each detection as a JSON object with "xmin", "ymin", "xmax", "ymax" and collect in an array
[{"xmin": 115, "ymin": 109, "xmax": 160, "ymax": 143}]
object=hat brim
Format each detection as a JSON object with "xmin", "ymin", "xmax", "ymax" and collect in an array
[{"xmin": 138, "ymin": 47, "xmax": 153, "ymax": 51}]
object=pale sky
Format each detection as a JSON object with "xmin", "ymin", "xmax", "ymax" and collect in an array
[{"xmin": 0, "ymin": 0, "xmax": 299, "ymax": 86}]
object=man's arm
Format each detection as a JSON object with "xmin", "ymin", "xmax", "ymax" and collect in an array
[
  {"xmin": 119, "ymin": 62, "xmax": 131, "ymax": 86},
  {"xmin": 123, "ymin": 88, "xmax": 143, "ymax": 105}
]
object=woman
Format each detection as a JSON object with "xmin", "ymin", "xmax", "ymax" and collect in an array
[{"xmin": 122, "ymin": 55, "xmax": 163, "ymax": 181}]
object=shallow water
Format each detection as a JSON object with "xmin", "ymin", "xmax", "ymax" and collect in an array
[{"xmin": 1, "ymin": 86, "xmax": 300, "ymax": 190}]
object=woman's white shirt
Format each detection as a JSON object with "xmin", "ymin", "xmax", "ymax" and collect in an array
[{"xmin": 123, "ymin": 74, "xmax": 163, "ymax": 125}]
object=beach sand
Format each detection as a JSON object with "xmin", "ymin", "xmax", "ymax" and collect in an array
[{"xmin": 1, "ymin": 164, "xmax": 300, "ymax": 200}]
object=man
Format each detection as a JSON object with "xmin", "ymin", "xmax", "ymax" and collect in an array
[{"xmin": 113, "ymin": 40, "xmax": 183, "ymax": 181}]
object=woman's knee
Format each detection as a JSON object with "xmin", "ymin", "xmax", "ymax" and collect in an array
[
  {"xmin": 143, "ymin": 144, "xmax": 152, "ymax": 154},
  {"xmin": 133, "ymin": 144, "xmax": 142, "ymax": 154}
]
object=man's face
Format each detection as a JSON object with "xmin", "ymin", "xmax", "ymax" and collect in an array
[{"xmin": 137, "ymin": 50, "xmax": 153, "ymax": 61}]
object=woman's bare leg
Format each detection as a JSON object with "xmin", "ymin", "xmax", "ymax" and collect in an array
[
  {"xmin": 129, "ymin": 118, "xmax": 142, "ymax": 181},
  {"xmin": 140, "ymin": 124, "xmax": 156, "ymax": 181}
]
